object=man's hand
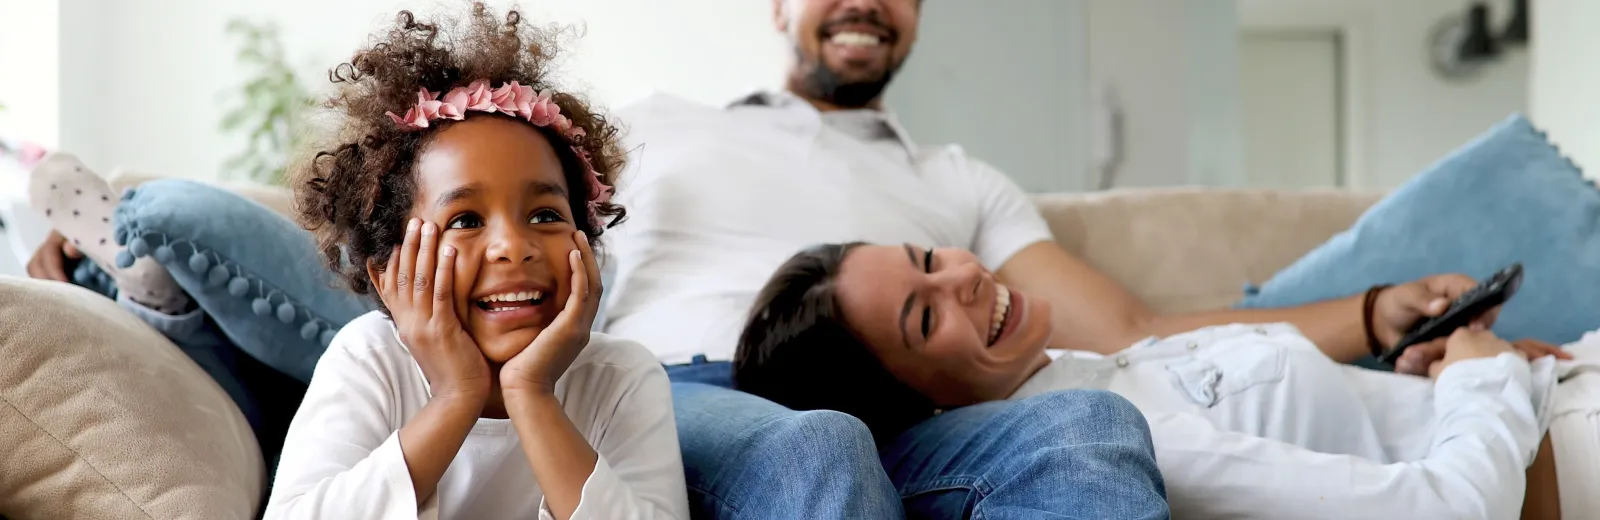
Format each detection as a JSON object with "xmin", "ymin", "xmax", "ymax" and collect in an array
[
  {"xmin": 25, "ymin": 230, "xmax": 82, "ymax": 282},
  {"xmin": 1376, "ymin": 274, "xmax": 1573, "ymax": 375},
  {"xmin": 1370, "ymin": 274, "xmax": 1493, "ymax": 349}
]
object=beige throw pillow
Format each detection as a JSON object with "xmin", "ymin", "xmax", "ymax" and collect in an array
[{"xmin": 0, "ymin": 276, "xmax": 263, "ymax": 519}]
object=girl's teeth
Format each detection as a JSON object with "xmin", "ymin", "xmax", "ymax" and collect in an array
[{"xmin": 481, "ymin": 290, "xmax": 545, "ymax": 303}]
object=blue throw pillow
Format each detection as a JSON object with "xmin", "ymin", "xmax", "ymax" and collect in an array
[{"xmin": 1237, "ymin": 114, "xmax": 1600, "ymax": 366}]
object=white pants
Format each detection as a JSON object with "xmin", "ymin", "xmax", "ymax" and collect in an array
[{"xmin": 1549, "ymin": 334, "xmax": 1600, "ymax": 519}]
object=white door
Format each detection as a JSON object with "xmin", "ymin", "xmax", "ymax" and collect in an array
[{"xmin": 1239, "ymin": 31, "xmax": 1343, "ymax": 188}]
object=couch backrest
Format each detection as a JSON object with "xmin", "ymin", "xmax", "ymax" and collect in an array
[
  {"xmin": 108, "ymin": 171, "xmax": 1383, "ymax": 315},
  {"xmin": 1033, "ymin": 188, "xmax": 1385, "ymax": 314}
]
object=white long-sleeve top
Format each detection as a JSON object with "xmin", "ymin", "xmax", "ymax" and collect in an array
[
  {"xmin": 264, "ymin": 311, "xmax": 689, "ymax": 520},
  {"xmin": 1012, "ymin": 323, "xmax": 1561, "ymax": 520}
]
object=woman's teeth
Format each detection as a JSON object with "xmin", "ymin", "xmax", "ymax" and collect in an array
[
  {"xmin": 829, "ymin": 31, "xmax": 881, "ymax": 47},
  {"xmin": 989, "ymin": 284, "xmax": 1012, "ymax": 345}
]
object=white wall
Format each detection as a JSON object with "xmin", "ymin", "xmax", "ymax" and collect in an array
[
  {"xmin": 0, "ymin": 0, "xmax": 61, "ymax": 147},
  {"xmin": 886, "ymin": 0, "xmax": 1090, "ymax": 193},
  {"xmin": 1240, "ymin": 0, "xmax": 1529, "ymax": 188},
  {"xmin": 55, "ymin": 0, "xmax": 788, "ymax": 179},
  {"xmin": 1529, "ymin": 0, "xmax": 1600, "ymax": 176},
  {"xmin": 1085, "ymin": 0, "xmax": 1242, "ymax": 189}
]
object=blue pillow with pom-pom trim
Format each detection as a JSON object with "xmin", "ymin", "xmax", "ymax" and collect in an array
[{"xmin": 1236, "ymin": 114, "xmax": 1600, "ymax": 368}]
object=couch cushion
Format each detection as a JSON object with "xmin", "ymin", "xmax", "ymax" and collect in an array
[
  {"xmin": 1237, "ymin": 114, "xmax": 1600, "ymax": 354},
  {"xmin": 0, "ymin": 277, "xmax": 264, "ymax": 519},
  {"xmin": 1034, "ymin": 188, "xmax": 1382, "ymax": 314}
]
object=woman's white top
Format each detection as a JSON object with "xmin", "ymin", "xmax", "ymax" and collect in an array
[
  {"xmin": 1013, "ymin": 323, "xmax": 1563, "ymax": 520},
  {"xmin": 264, "ymin": 311, "xmax": 689, "ymax": 520}
]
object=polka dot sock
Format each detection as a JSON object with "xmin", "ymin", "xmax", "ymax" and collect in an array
[{"xmin": 28, "ymin": 152, "xmax": 191, "ymax": 314}]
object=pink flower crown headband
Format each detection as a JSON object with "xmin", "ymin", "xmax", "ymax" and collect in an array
[{"xmin": 385, "ymin": 79, "xmax": 614, "ymax": 207}]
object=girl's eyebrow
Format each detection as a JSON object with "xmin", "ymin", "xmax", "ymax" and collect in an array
[
  {"xmin": 526, "ymin": 180, "xmax": 567, "ymax": 199},
  {"xmin": 436, "ymin": 183, "xmax": 483, "ymax": 208}
]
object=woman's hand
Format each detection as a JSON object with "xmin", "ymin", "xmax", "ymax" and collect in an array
[
  {"xmin": 376, "ymin": 219, "xmax": 491, "ymax": 403},
  {"xmin": 26, "ymin": 230, "xmax": 82, "ymax": 282},
  {"xmin": 1428, "ymin": 325, "xmax": 1516, "ymax": 379},
  {"xmin": 501, "ymin": 231, "xmax": 601, "ymax": 396}
]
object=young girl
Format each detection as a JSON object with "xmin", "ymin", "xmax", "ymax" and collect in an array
[
  {"xmin": 735, "ymin": 242, "xmax": 1600, "ymax": 520},
  {"xmin": 265, "ymin": 6, "xmax": 687, "ymax": 519}
]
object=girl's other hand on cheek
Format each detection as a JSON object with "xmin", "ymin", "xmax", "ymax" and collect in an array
[
  {"xmin": 377, "ymin": 218, "xmax": 492, "ymax": 404},
  {"xmin": 501, "ymin": 231, "xmax": 601, "ymax": 396}
]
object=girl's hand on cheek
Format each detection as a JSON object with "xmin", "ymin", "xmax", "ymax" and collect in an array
[
  {"xmin": 378, "ymin": 219, "xmax": 492, "ymax": 404},
  {"xmin": 501, "ymin": 231, "xmax": 601, "ymax": 396}
]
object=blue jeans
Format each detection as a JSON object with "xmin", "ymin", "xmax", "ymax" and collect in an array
[
  {"xmin": 667, "ymin": 358, "xmax": 1170, "ymax": 519},
  {"xmin": 70, "ymin": 180, "xmax": 374, "ymax": 468}
]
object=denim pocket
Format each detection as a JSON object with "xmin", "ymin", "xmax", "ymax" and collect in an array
[{"xmin": 1164, "ymin": 342, "xmax": 1287, "ymax": 408}]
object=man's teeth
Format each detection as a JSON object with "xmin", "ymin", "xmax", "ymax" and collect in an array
[
  {"xmin": 990, "ymin": 284, "xmax": 1012, "ymax": 345},
  {"xmin": 829, "ymin": 31, "xmax": 881, "ymax": 47}
]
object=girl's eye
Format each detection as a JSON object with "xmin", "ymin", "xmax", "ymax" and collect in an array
[
  {"xmin": 529, "ymin": 208, "xmax": 566, "ymax": 225},
  {"xmin": 446, "ymin": 213, "xmax": 483, "ymax": 230}
]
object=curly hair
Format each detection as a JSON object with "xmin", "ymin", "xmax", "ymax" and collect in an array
[{"xmin": 291, "ymin": 4, "xmax": 626, "ymax": 303}]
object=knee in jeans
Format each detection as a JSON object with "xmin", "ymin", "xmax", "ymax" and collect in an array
[
  {"xmin": 755, "ymin": 410, "xmax": 878, "ymax": 467},
  {"xmin": 1016, "ymin": 389, "xmax": 1154, "ymax": 442}
]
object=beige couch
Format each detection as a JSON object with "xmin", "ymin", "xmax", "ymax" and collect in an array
[{"xmin": 0, "ymin": 177, "xmax": 1386, "ymax": 519}]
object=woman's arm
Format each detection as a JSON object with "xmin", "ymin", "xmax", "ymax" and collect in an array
[
  {"xmin": 505, "ymin": 346, "xmax": 689, "ymax": 520},
  {"xmin": 996, "ymin": 242, "xmax": 1479, "ymax": 363},
  {"xmin": 1147, "ymin": 352, "xmax": 1543, "ymax": 520}
]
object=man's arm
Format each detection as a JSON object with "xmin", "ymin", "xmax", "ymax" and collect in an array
[{"xmin": 996, "ymin": 241, "xmax": 1460, "ymax": 364}]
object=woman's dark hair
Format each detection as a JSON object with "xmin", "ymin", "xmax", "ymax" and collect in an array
[
  {"xmin": 733, "ymin": 242, "xmax": 939, "ymax": 446},
  {"xmin": 291, "ymin": 4, "xmax": 625, "ymax": 311}
]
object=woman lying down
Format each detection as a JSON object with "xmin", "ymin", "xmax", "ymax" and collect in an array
[{"xmin": 733, "ymin": 242, "xmax": 1599, "ymax": 520}]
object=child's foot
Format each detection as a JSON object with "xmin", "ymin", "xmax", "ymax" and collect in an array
[{"xmin": 28, "ymin": 152, "xmax": 191, "ymax": 314}]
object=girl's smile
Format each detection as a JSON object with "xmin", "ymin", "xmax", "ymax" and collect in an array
[{"xmin": 411, "ymin": 116, "xmax": 581, "ymax": 364}]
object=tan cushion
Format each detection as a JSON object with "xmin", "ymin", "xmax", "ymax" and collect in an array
[
  {"xmin": 1033, "ymin": 188, "xmax": 1385, "ymax": 314},
  {"xmin": 0, "ymin": 277, "xmax": 263, "ymax": 519}
]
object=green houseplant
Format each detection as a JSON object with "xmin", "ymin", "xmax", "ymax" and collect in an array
[{"xmin": 219, "ymin": 18, "xmax": 314, "ymax": 186}]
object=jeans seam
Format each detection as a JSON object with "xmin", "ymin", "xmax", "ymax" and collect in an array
[
  {"xmin": 899, "ymin": 475, "xmax": 992, "ymax": 507},
  {"xmin": 687, "ymin": 482, "xmax": 743, "ymax": 518}
]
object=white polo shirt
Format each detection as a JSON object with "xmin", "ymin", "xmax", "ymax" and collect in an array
[{"xmin": 601, "ymin": 91, "xmax": 1054, "ymax": 365}]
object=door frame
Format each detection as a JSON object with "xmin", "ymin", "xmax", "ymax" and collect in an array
[
  {"xmin": 1239, "ymin": 28, "xmax": 1348, "ymax": 187},
  {"xmin": 1238, "ymin": 0, "xmax": 1373, "ymax": 188}
]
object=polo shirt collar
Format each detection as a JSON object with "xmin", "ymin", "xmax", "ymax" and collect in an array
[{"xmin": 729, "ymin": 90, "xmax": 918, "ymax": 154}]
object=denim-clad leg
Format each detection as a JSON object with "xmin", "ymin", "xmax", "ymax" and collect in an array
[
  {"xmin": 667, "ymin": 359, "xmax": 903, "ymax": 519},
  {"xmin": 114, "ymin": 292, "xmax": 261, "ymax": 433},
  {"xmin": 881, "ymin": 389, "xmax": 1170, "ymax": 520},
  {"xmin": 114, "ymin": 179, "xmax": 376, "ymax": 384}
]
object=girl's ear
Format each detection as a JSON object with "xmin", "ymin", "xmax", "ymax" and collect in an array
[{"xmin": 366, "ymin": 258, "xmax": 387, "ymax": 294}]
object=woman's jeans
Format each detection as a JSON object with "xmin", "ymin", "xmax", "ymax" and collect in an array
[
  {"xmin": 668, "ymin": 357, "xmax": 1170, "ymax": 519},
  {"xmin": 86, "ymin": 180, "xmax": 1170, "ymax": 519}
]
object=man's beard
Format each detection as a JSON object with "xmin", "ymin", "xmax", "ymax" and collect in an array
[{"xmin": 791, "ymin": 50, "xmax": 904, "ymax": 109}]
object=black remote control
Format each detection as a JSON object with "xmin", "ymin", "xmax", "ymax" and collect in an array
[{"xmin": 1379, "ymin": 263, "xmax": 1524, "ymax": 365}]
